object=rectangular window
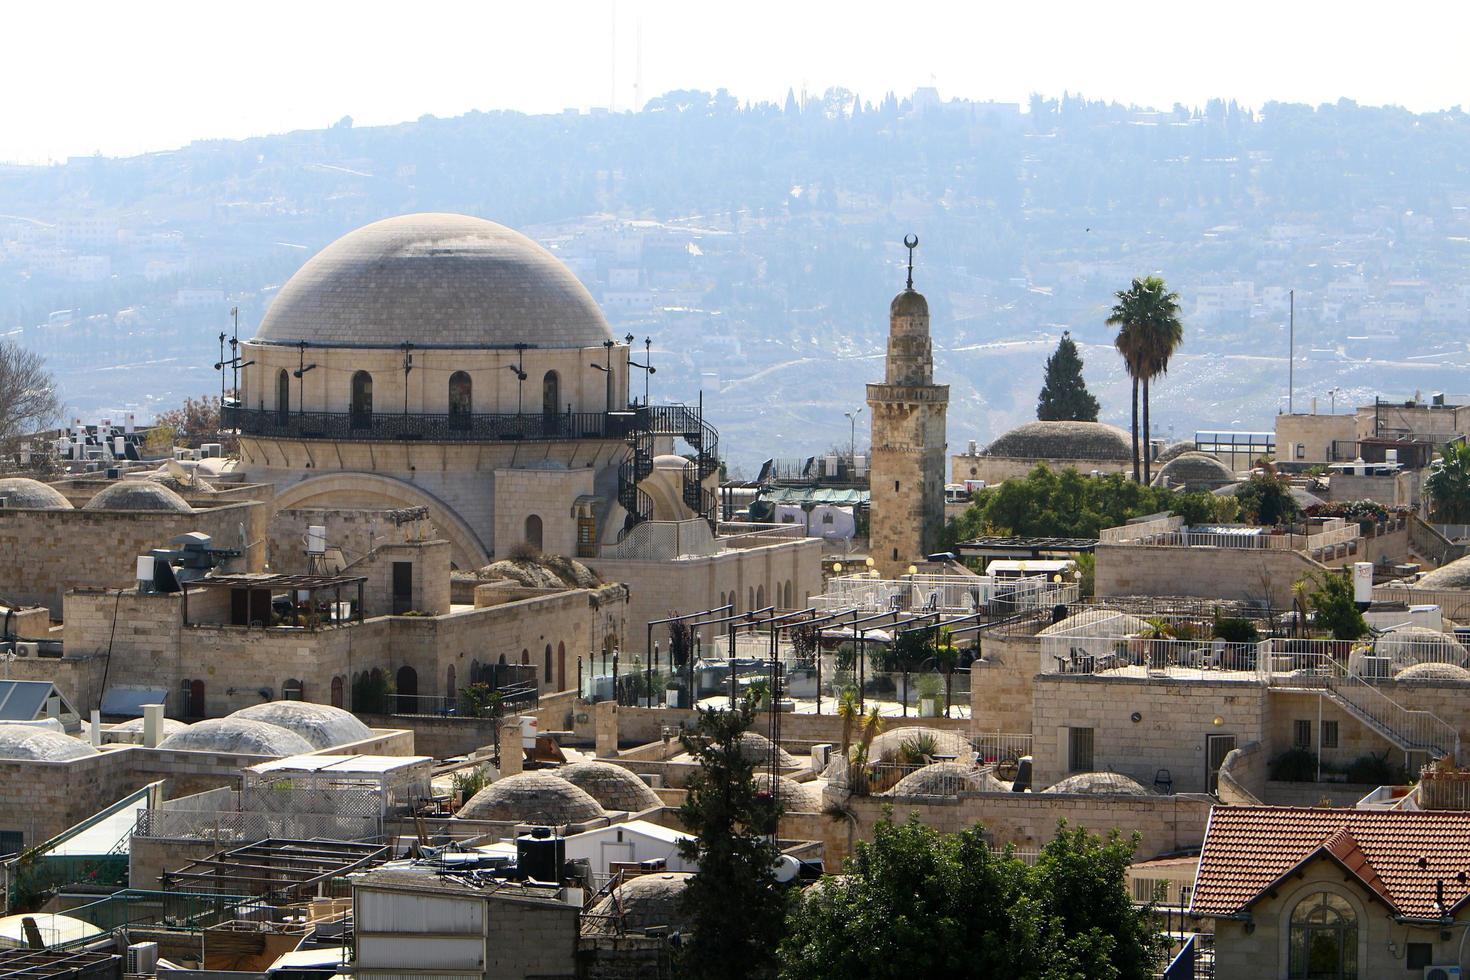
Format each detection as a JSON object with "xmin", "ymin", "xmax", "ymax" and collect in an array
[
  {"xmin": 894, "ymin": 480, "xmax": 900, "ymax": 493},
  {"xmin": 576, "ymin": 517, "xmax": 597, "ymax": 558},
  {"xmin": 1406, "ymin": 942, "xmax": 1433, "ymax": 969},
  {"xmin": 1068, "ymin": 727, "xmax": 1094, "ymax": 773},
  {"xmin": 1320, "ymin": 720, "xmax": 1339, "ymax": 749},
  {"xmin": 1293, "ymin": 719, "xmax": 1312, "ymax": 749}
]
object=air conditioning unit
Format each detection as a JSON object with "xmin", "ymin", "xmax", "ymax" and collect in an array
[
  {"xmin": 1426, "ymin": 966, "xmax": 1462, "ymax": 980},
  {"xmin": 126, "ymin": 941, "xmax": 158, "ymax": 974}
]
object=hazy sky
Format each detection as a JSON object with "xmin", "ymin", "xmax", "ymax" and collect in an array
[{"xmin": 5, "ymin": 0, "xmax": 1468, "ymax": 163}]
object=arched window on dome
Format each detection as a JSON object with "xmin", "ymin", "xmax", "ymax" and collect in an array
[
  {"xmin": 277, "ymin": 369, "xmax": 290, "ymax": 423},
  {"xmin": 351, "ymin": 371, "xmax": 373, "ymax": 430},
  {"xmin": 448, "ymin": 371, "xmax": 472, "ymax": 429},
  {"xmin": 524, "ymin": 514, "xmax": 543, "ymax": 551}
]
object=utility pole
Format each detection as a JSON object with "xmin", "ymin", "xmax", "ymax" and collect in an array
[{"xmin": 1288, "ymin": 289, "xmax": 1295, "ymax": 414}]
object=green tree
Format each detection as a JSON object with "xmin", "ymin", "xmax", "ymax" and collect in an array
[
  {"xmin": 1108, "ymin": 276, "xmax": 1183, "ymax": 483},
  {"xmin": 676, "ymin": 693, "xmax": 787, "ymax": 980},
  {"xmin": 1426, "ymin": 442, "xmax": 1470, "ymax": 523},
  {"xmin": 1234, "ymin": 470, "xmax": 1301, "ymax": 526},
  {"xmin": 1306, "ymin": 571, "xmax": 1367, "ymax": 640},
  {"xmin": 1036, "ymin": 331, "xmax": 1100, "ymax": 422},
  {"xmin": 779, "ymin": 815, "xmax": 1162, "ymax": 980}
]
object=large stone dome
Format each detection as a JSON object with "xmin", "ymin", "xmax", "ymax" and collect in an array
[
  {"xmin": 1415, "ymin": 555, "xmax": 1470, "ymax": 590},
  {"xmin": 0, "ymin": 727, "xmax": 97, "ymax": 762},
  {"xmin": 254, "ymin": 213, "xmax": 614, "ymax": 350},
  {"xmin": 156, "ymin": 717, "xmax": 315, "ymax": 756},
  {"xmin": 1151, "ymin": 452, "xmax": 1236, "ymax": 492},
  {"xmin": 0, "ymin": 478, "xmax": 73, "ymax": 510},
  {"xmin": 582, "ymin": 872, "xmax": 693, "ymax": 937},
  {"xmin": 83, "ymin": 481, "xmax": 192, "ymax": 513},
  {"xmin": 456, "ymin": 771, "xmax": 605, "ymax": 825},
  {"xmin": 229, "ymin": 702, "xmax": 373, "ymax": 750},
  {"xmin": 984, "ymin": 421, "xmax": 1133, "ymax": 461},
  {"xmin": 555, "ymin": 761, "xmax": 662, "ymax": 813}
]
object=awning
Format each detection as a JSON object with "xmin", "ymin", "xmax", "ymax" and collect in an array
[{"xmin": 100, "ymin": 686, "xmax": 168, "ymax": 716}]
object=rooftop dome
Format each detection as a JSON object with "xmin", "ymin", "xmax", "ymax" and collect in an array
[
  {"xmin": 0, "ymin": 478, "xmax": 72, "ymax": 510},
  {"xmin": 1151, "ymin": 452, "xmax": 1237, "ymax": 492},
  {"xmin": 83, "ymin": 480, "xmax": 192, "ymax": 513},
  {"xmin": 1039, "ymin": 609, "xmax": 1151, "ymax": 638},
  {"xmin": 556, "ymin": 761, "xmax": 662, "ymax": 812},
  {"xmin": 1414, "ymin": 555, "xmax": 1470, "ymax": 590},
  {"xmin": 1043, "ymin": 772, "xmax": 1152, "ymax": 796},
  {"xmin": 869, "ymin": 727, "xmax": 975, "ymax": 765},
  {"xmin": 1155, "ymin": 441, "xmax": 1198, "ymax": 465},
  {"xmin": 583, "ymin": 872, "xmax": 693, "ymax": 937},
  {"xmin": 148, "ymin": 472, "xmax": 213, "ymax": 494},
  {"xmin": 1373, "ymin": 626, "xmax": 1469, "ymax": 669},
  {"xmin": 679, "ymin": 731, "xmax": 799, "ymax": 769},
  {"xmin": 0, "ymin": 727, "xmax": 97, "ymax": 762},
  {"xmin": 229, "ymin": 701, "xmax": 373, "ymax": 750},
  {"xmin": 1213, "ymin": 482, "xmax": 1326, "ymax": 510},
  {"xmin": 107, "ymin": 716, "xmax": 190, "ymax": 738},
  {"xmin": 885, "ymin": 761, "xmax": 1006, "ymax": 798},
  {"xmin": 156, "ymin": 717, "xmax": 315, "ymax": 756},
  {"xmin": 984, "ymin": 421, "xmax": 1133, "ymax": 462},
  {"xmin": 1394, "ymin": 661, "xmax": 1470, "ymax": 682},
  {"xmin": 254, "ymin": 213, "xmax": 614, "ymax": 350},
  {"xmin": 755, "ymin": 772, "xmax": 823, "ymax": 811},
  {"xmin": 456, "ymin": 771, "xmax": 605, "ymax": 825}
]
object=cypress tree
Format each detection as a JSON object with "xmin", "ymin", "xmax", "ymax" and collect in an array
[{"xmin": 1036, "ymin": 331, "xmax": 1100, "ymax": 422}]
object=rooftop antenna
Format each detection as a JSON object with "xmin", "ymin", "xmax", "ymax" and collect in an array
[
  {"xmin": 1287, "ymin": 288, "xmax": 1295, "ymax": 414},
  {"xmin": 633, "ymin": 16, "xmax": 643, "ymax": 112},
  {"xmin": 609, "ymin": 0, "xmax": 617, "ymax": 112},
  {"xmin": 903, "ymin": 234, "xmax": 919, "ymax": 290}
]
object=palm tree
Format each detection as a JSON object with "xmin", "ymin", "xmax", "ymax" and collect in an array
[
  {"xmin": 1426, "ymin": 442, "xmax": 1470, "ymax": 524},
  {"xmin": 1107, "ymin": 276, "xmax": 1184, "ymax": 483}
]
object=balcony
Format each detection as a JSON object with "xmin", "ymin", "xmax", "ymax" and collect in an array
[{"xmin": 222, "ymin": 405, "xmax": 637, "ymax": 443}]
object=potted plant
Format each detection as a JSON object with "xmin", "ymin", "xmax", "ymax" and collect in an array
[{"xmin": 916, "ymin": 674, "xmax": 942, "ymax": 718}]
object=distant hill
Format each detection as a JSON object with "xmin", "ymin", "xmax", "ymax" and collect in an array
[{"xmin": 3, "ymin": 90, "xmax": 1468, "ymax": 466}]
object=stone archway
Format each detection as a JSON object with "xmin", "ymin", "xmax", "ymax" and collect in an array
[{"xmin": 268, "ymin": 472, "xmax": 490, "ymax": 568}]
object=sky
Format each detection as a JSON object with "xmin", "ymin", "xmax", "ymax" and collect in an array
[{"xmin": 4, "ymin": 0, "xmax": 1469, "ymax": 163}]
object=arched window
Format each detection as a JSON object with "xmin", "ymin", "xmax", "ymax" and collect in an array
[
  {"xmin": 542, "ymin": 371, "xmax": 560, "ymax": 417},
  {"xmin": 350, "ymin": 371, "xmax": 373, "ymax": 429},
  {"xmin": 498, "ymin": 653, "xmax": 507, "ymax": 666},
  {"xmin": 785, "ymin": 581, "xmax": 794, "ymax": 608},
  {"xmin": 520, "ymin": 648, "xmax": 529, "ymax": 666},
  {"xmin": 330, "ymin": 676, "xmax": 344, "ymax": 708},
  {"xmin": 282, "ymin": 678, "xmax": 304, "ymax": 701},
  {"xmin": 524, "ymin": 514, "xmax": 543, "ymax": 551},
  {"xmin": 448, "ymin": 371, "xmax": 472, "ymax": 428},
  {"xmin": 756, "ymin": 585, "xmax": 766, "ymax": 609},
  {"xmin": 277, "ymin": 369, "xmax": 290, "ymax": 422},
  {"xmin": 557, "ymin": 641, "xmax": 566, "ymax": 691},
  {"xmin": 446, "ymin": 665, "xmax": 456, "ymax": 706},
  {"xmin": 395, "ymin": 666, "xmax": 418, "ymax": 714},
  {"xmin": 1288, "ymin": 891, "xmax": 1358, "ymax": 979},
  {"xmin": 544, "ymin": 644, "xmax": 553, "ymax": 684}
]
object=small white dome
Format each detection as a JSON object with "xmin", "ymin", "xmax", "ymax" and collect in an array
[
  {"xmin": 0, "ymin": 727, "xmax": 97, "ymax": 762},
  {"xmin": 229, "ymin": 701, "xmax": 372, "ymax": 750},
  {"xmin": 157, "ymin": 717, "xmax": 315, "ymax": 756}
]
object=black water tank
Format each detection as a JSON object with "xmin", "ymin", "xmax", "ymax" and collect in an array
[{"xmin": 516, "ymin": 827, "xmax": 565, "ymax": 884}]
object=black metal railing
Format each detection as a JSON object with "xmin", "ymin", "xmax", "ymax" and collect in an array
[{"xmin": 222, "ymin": 405, "xmax": 636, "ymax": 443}]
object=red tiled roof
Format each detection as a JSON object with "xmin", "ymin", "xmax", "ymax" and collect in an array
[{"xmin": 1190, "ymin": 806, "xmax": 1470, "ymax": 920}]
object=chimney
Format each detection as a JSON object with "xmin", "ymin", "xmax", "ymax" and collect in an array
[
  {"xmin": 89, "ymin": 709, "xmax": 101, "ymax": 747},
  {"xmin": 142, "ymin": 703, "xmax": 164, "ymax": 748}
]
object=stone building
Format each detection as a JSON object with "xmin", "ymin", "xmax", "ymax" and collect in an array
[
  {"xmin": 951, "ymin": 420, "xmax": 1135, "ymax": 487},
  {"xmin": 866, "ymin": 246, "xmax": 948, "ymax": 577}
]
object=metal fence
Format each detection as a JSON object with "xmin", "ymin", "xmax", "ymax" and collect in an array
[
  {"xmin": 135, "ymin": 808, "xmax": 382, "ymax": 845},
  {"xmin": 223, "ymin": 406, "xmax": 632, "ymax": 443}
]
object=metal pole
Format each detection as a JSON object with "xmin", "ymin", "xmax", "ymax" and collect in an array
[
  {"xmin": 858, "ymin": 628, "xmax": 866, "ymax": 714},
  {"xmin": 1288, "ymin": 289, "xmax": 1294, "ymax": 415},
  {"xmin": 729, "ymin": 620, "xmax": 737, "ymax": 708}
]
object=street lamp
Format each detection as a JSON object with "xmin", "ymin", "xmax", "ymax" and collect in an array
[
  {"xmin": 1327, "ymin": 387, "xmax": 1344, "ymax": 415},
  {"xmin": 844, "ymin": 407, "xmax": 864, "ymax": 468}
]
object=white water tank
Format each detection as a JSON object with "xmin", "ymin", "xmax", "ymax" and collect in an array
[
  {"xmin": 307, "ymin": 525, "xmax": 327, "ymax": 555},
  {"xmin": 1352, "ymin": 562, "xmax": 1374, "ymax": 604}
]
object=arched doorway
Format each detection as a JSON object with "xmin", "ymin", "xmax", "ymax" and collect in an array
[
  {"xmin": 557, "ymin": 641, "xmax": 566, "ymax": 691},
  {"xmin": 395, "ymin": 665, "xmax": 418, "ymax": 714},
  {"xmin": 187, "ymin": 679, "xmax": 205, "ymax": 718},
  {"xmin": 498, "ymin": 653, "xmax": 507, "ymax": 666},
  {"xmin": 544, "ymin": 644, "xmax": 553, "ymax": 685},
  {"xmin": 520, "ymin": 649, "xmax": 529, "ymax": 666},
  {"xmin": 350, "ymin": 371, "xmax": 373, "ymax": 429},
  {"xmin": 446, "ymin": 665, "xmax": 456, "ymax": 707},
  {"xmin": 524, "ymin": 514, "xmax": 543, "ymax": 551},
  {"xmin": 277, "ymin": 369, "xmax": 290, "ymax": 422},
  {"xmin": 756, "ymin": 585, "xmax": 766, "ymax": 609},
  {"xmin": 542, "ymin": 371, "xmax": 560, "ymax": 417},
  {"xmin": 282, "ymin": 678, "xmax": 304, "ymax": 701},
  {"xmin": 330, "ymin": 676, "xmax": 344, "ymax": 708},
  {"xmin": 449, "ymin": 371, "xmax": 472, "ymax": 429}
]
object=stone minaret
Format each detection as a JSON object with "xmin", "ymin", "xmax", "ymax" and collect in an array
[{"xmin": 867, "ymin": 237, "xmax": 948, "ymax": 577}]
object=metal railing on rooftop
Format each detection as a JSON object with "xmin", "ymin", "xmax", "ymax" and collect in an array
[{"xmin": 223, "ymin": 405, "xmax": 634, "ymax": 443}]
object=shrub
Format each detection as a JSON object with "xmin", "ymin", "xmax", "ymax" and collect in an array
[
  {"xmin": 508, "ymin": 540, "xmax": 542, "ymax": 561},
  {"xmin": 1269, "ymin": 747, "xmax": 1319, "ymax": 782},
  {"xmin": 351, "ymin": 671, "xmax": 396, "ymax": 714},
  {"xmin": 915, "ymin": 674, "xmax": 942, "ymax": 700},
  {"xmin": 1344, "ymin": 752, "xmax": 1401, "ymax": 786},
  {"xmin": 896, "ymin": 731, "xmax": 940, "ymax": 765},
  {"xmin": 1212, "ymin": 617, "xmax": 1260, "ymax": 644},
  {"xmin": 451, "ymin": 766, "xmax": 490, "ymax": 800}
]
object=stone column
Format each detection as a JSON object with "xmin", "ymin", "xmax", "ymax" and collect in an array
[
  {"xmin": 500, "ymin": 718, "xmax": 524, "ymax": 776},
  {"xmin": 593, "ymin": 699, "xmax": 619, "ymax": 758}
]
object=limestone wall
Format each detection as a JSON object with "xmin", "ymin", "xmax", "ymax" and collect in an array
[
  {"xmin": 0, "ymin": 751, "xmax": 147, "ymax": 849},
  {"xmin": 952, "ymin": 454, "xmax": 1131, "ymax": 486},
  {"xmin": 591, "ymin": 537, "xmax": 824, "ymax": 649},
  {"xmin": 968, "ymin": 633, "xmax": 1039, "ymax": 736},
  {"xmin": 1275, "ymin": 413, "xmax": 1357, "ymax": 463},
  {"xmin": 822, "ymin": 790, "xmax": 1212, "ymax": 869},
  {"xmin": 0, "ymin": 500, "xmax": 266, "ymax": 614},
  {"xmin": 1095, "ymin": 542, "xmax": 1326, "ymax": 607},
  {"xmin": 1215, "ymin": 741, "xmax": 1267, "ymax": 804},
  {"xmin": 1031, "ymin": 675, "xmax": 1268, "ymax": 793},
  {"xmin": 267, "ymin": 508, "xmax": 415, "ymax": 575},
  {"xmin": 493, "ymin": 466, "xmax": 595, "ymax": 559}
]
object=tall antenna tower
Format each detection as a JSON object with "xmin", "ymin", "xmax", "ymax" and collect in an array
[
  {"xmin": 609, "ymin": 0, "xmax": 617, "ymax": 112},
  {"xmin": 633, "ymin": 17, "xmax": 643, "ymax": 112}
]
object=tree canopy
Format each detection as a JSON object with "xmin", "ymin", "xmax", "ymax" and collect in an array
[
  {"xmin": 1108, "ymin": 276, "xmax": 1184, "ymax": 483},
  {"xmin": 1232, "ymin": 469, "xmax": 1301, "ymax": 526},
  {"xmin": 1426, "ymin": 442, "xmax": 1470, "ymax": 524},
  {"xmin": 779, "ymin": 815, "xmax": 1163, "ymax": 980},
  {"xmin": 676, "ymin": 693, "xmax": 787, "ymax": 980},
  {"xmin": 0, "ymin": 341, "xmax": 61, "ymax": 454},
  {"xmin": 1036, "ymin": 331, "xmax": 1100, "ymax": 422},
  {"xmin": 942, "ymin": 464, "xmax": 1232, "ymax": 545}
]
